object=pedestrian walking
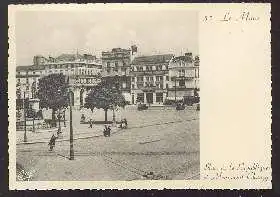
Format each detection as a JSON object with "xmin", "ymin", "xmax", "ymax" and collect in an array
[
  {"xmin": 123, "ymin": 118, "xmax": 128, "ymax": 128},
  {"xmin": 107, "ymin": 126, "xmax": 111, "ymax": 137},
  {"xmin": 89, "ymin": 119, "xmax": 93, "ymax": 128},
  {"xmin": 103, "ymin": 125, "xmax": 108, "ymax": 137},
  {"xmin": 48, "ymin": 133, "xmax": 58, "ymax": 151},
  {"xmin": 80, "ymin": 114, "xmax": 86, "ymax": 123}
]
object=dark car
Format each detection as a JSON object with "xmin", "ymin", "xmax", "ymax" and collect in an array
[
  {"xmin": 137, "ymin": 103, "xmax": 148, "ymax": 111},
  {"xmin": 176, "ymin": 102, "xmax": 185, "ymax": 110},
  {"xmin": 196, "ymin": 103, "xmax": 200, "ymax": 111}
]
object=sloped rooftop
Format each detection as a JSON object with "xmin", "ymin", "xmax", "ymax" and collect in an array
[
  {"xmin": 56, "ymin": 53, "xmax": 83, "ymax": 62},
  {"xmin": 16, "ymin": 65, "xmax": 45, "ymax": 71},
  {"xmin": 132, "ymin": 54, "xmax": 174, "ymax": 65},
  {"xmin": 171, "ymin": 55, "xmax": 193, "ymax": 63}
]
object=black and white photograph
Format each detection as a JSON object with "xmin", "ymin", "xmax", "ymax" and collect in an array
[
  {"xmin": 9, "ymin": 4, "xmax": 271, "ymax": 190},
  {"xmin": 14, "ymin": 8, "xmax": 200, "ymax": 181}
]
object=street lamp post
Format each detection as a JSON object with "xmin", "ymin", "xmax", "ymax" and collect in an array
[
  {"xmin": 23, "ymin": 92, "xmax": 27, "ymax": 142},
  {"xmin": 63, "ymin": 110, "xmax": 66, "ymax": 127},
  {"xmin": 32, "ymin": 115, "xmax": 35, "ymax": 133},
  {"xmin": 174, "ymin": 77, "xmax": 177, "ymax": 102},
  {"xmin": 69, "ymin": 89, "xmax": 74, "ymax": 160},
  {"xmin": 112, "ymin": 105, "xmax": 116, "ymax": 126},
  {"xmin": 57, "ymin": 111, "xmax": 61, "ymax": 134}
]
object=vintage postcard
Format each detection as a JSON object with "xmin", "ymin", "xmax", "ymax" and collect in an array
[{"xmin": 8, "ymin": 3, "xmax": 271, "ymax": 189}]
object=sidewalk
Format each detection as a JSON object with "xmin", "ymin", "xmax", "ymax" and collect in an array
[
  {"xmin": 16, "ymin": 124, "xmax": 117, "ymax": 145},
  {"xmin": 16, "ymin": 119, "xmax": 200, "ymax": 181}
]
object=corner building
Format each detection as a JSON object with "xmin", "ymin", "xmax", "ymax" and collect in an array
[
  {"xmin": 16, "ymin": 54, "xmax": 102, "ymax": 110},
  {"xmin": 167, "ymin": 53, "xmax": 200, "ymax": 102},
  {"xmin": 130, "ymin": 54, "xmax": 173, "ymax": 105},
  {"xmin": 101, "ymin": 46, "xmax": 137, "ymax": 103}
]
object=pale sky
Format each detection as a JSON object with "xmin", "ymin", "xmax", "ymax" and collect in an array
[{"xmin": 15, "ymin": 10, "xmax": 198, "ymax": 65}]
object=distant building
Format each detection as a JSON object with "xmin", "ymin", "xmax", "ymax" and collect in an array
[
  {"xmin": 101, "ymin": 46, "xmax": 137, "ymax": 103},
  {"xmin": 130, "ymin": 54, "xmax": 173, "ymax": 105},
  {"xmin": 167, "ymin": 53, "xmax": 199, "ymax": 102},
  {"xmin": 16, "ymin": 53, "xmax": 102, "ymax": 110}
]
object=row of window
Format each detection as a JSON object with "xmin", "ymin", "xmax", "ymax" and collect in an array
[
  {"xmin": 17, "ymin": 65, "xmax": 101, "ymax": 75},
  {"xmin": 173, "ymin": 80, "xmax": 198, "ymax": 87},
  {"xmin": 132, "ymin": 76, "xmax": 166, "ymax": 82},
  {"xmin": 106, "ymin": 67, "xmax": 128, "ymax": 73},
  {"xmin": 17, "ymin": 71, "xmax": 42, "ymax": 75},
  {"xmin": 169, "ymin": 61, "xmax": 193, "ymax": 67},
  {"xmin": 135, "ymin": 93, "xmax": 164, "ymax": 103},
  {"xmin": 76, "ymin": 78, "xmax": 100, "ymax": 84},
  {"xmin": 46, "ymin": 63, "xmax": 99, "ymax": 70},
  {"xmin": 176, "ymin": 69, "xmax": 199, "ymax": 78},
  {"xmin": 78, "ymin": 68, "xmax": 100, "ymax": 76},
  {"xmin": 133, "ymin": 65, "xmax": 167, "ymax": 72},
  {"xmin": 106, "ymin": 60, "xmax": 128, "ymax": 68},
  {"xmin": 17, "ymin": 77, "xmax": 38, "ymax": 84},
  {"xmin": 132, "ymin": 83, "xmax": 164, "ymax": 89},
  {"xmin": 46, "ymin": 68, "xmax": 100, "ymax": 76}
]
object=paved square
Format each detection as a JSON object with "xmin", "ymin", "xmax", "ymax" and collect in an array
[{"xmin": 17, "ymin": 107, "xmax": 199, "ymax": 181}]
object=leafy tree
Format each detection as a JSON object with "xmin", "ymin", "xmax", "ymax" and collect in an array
[
  {"xmin": 84, "ymin": 78, "xmax": 126, "ymax": 122},
  {"xmin": 37, "ymin": 73, "xmax": 69, "ymax": 125}
]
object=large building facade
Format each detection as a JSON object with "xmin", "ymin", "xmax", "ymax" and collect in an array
[
  {"xmin": 16, "ymin": 49, "xmax": 199, "ymax": 110},
  {"xmin": 167, "ymin": 53, "xmax": 200, "ymax": 102},
  {"xmin": 16, "ymin": 53, "xmax": 102, "ymax": 110},
  {"xmin": 101, "ymin": 46, "xmax": 137, "ymax": 103},
  {"xmin": 130, "ymin": 54, "xmax": 173, "ymax": 105}
]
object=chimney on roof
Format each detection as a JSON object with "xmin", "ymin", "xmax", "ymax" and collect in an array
[
  {"xmin": 131, "ymin": 45, "xmax": 137, "ymax": 55},
  {"xmin": 185, "ymin": 52, "xmax": 193, "ymax": 62},
  {"xmin": 131, "ymin": 45, "xmax": 138, "ymax": 61},
  {"xmin": 185, "ymin": 52, "xmax": 193, "ymax": 58}
]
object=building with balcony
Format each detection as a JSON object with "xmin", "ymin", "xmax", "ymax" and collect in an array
[
  {"xmin": 130, "ymin": 54, "xmax": 173, "ymax": 105},
  {"xmin": 101, "ymin": 46, "xmax": 137, "ymax": 103},
  {"xmin": 167, "ymin": 53, "xmax": 200, "ymax": 102},
  {"xmin": 16, "ymin": 53, "xmax": 102, "ymax": 110}
]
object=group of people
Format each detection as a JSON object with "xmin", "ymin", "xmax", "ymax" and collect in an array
[
  {"xmin": 103, "ymin": 125, "xmax": 111, "ymax": 137},
  {"xmin": 49, "ymin": 114, "xmax": 128, "ymax": 151},
  {"xmin": 119, "ymin": 118, "xmax": 128, "ymax": 129}
]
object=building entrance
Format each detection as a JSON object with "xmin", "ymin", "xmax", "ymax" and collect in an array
[
  {"xmin": 146, "ymin": 93, "xmax": 153, "ymax": 104},
  {"xmin": 132, "ymin": 94, "xmax": 134, "ymax": 104}
]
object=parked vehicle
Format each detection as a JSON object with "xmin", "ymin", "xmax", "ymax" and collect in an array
[
  {"xmin": 183, "ymin": 96, "xmax": 200, "ymax": 106},
  {"xmin": 176, "ymin": 102, "xmax": 185, "ymax": 110},
  {"xmin": 196, "ymin": 103, "xmax": 200, "ymax": 111},
  {"xmin": 137, "ymin": 103, "xmax": 148, "ymax": 111}
]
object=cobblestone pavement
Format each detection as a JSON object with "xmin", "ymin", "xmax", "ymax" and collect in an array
[{"xmin": 16, "ymin": 107, "xmax": 200, "ymax": 181}]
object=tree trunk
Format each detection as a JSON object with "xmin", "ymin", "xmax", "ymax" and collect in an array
[
  {"xmin": 32, "ymin": 117, "xmax": 35, "ymax": 133},
  {"xmin": 52, "ymin": 109, "xmax": 56, "ymax": 127},
  {"xmin": 104, "ymin": 109, "xmax": 108, "ymax": 123}
]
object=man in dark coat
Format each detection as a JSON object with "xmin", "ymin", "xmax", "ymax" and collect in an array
[
  {"xmin": 48, "ymin": 133, "xmax": 58, "ymax": 151},
  {"xmin": 89, "ymin": 119, "xmax": 93, "ymax": 128}
]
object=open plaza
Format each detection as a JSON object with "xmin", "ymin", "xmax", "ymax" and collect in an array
[{"xmin": 16, "ymin": 106, "xmax": 199, "ymax": 181}]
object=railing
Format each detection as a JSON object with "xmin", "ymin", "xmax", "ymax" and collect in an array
[
  {"xmin": 130, "ymin": 70, "xmax": 168, "ymax": 75},
  {"xmin": 168, "ymin": 86, "xmax": 194, "ymax": 90},
  {"xmin": 170, "ymin": 76, "xmax": 194, "ymax": 81}
]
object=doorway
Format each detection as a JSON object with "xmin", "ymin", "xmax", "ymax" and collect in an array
[
  {"xmin": 146, "ymin": 93, "xmax": 153, "ymax": 104},
  {"xmin": 132, "ymin": 94, "xmax": 134, "ymax": 104}
]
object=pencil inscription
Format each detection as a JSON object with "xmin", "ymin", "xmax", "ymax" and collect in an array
[
  {"xmin": 203, "ymin": 11, "xmax": 260, "ymax": 22},
  {"xmin": 203, "ymin": 162, "xmax": 271, "ymax": 182}
]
